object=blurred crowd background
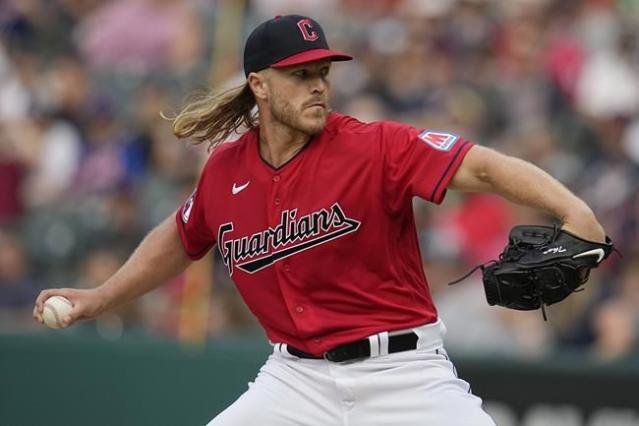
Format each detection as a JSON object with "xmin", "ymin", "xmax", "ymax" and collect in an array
[{"xmin": 1, "ymin": 0, "xmax": 638, "ymax": 360}]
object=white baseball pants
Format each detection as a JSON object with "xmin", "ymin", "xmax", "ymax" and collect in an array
[{"xmin": 206, "ymin": 320, "xmax": 495, "ymax": 426}]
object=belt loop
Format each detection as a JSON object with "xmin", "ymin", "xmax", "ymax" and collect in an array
[
  {"xmin": 368, "ymin": 335, "xmax": 380, "ymax": 357},
  {"xmin": 378, "ymin": 331, "xmax": 389, "ymax": 356}
]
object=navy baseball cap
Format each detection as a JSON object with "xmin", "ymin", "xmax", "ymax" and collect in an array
[{"xmin": 243, "ymin": 15, "xmax": 352, "ymax": 77}]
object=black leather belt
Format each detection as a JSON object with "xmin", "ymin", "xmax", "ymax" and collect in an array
[{"xmin": 287, "ymin": 332, "xmax": 419, "ymax": 362}]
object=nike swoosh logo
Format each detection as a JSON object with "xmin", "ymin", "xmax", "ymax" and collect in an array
[
  {"xmin": 232, "ymin": 181, "xmax": 250, "ymax": 195},
  {"xmin": 573, "ymin": 248, "xmax": 605, "ymax": 263}
]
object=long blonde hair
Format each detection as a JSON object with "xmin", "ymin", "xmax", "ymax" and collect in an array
[{"xmin": 169, "ymin": 83, "xmax": 257, "ymax": 151}]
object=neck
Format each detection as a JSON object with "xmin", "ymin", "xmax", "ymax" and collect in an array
[{"xmin": 258, "ymin": 116, "xmax": 311, "ymax": 169}]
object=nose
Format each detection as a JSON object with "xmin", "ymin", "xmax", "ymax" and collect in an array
[{"xmin": 310, "ymin": 76, "xmax": 327, "ymax": 95}]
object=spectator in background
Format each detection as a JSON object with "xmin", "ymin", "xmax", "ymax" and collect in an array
[
  {"xmin": 0, "ymin": 43, "xmax": 32, "ymax": 120},
  {"xmin": 78, "ymin": 0, "xmax": 203, "ymax": 74},
  {"xmin": 0, "ymin": 0, "xmax": 78, "ymax": 60},
  {"xmin": 41, "ymin": 55, "xmax": 94, "ymax": 130},
  {"xmin": 75, "ymin": 248, "xmax": 140, "ymax": 340},
  {"xmin": 0, "ymin": 126, "xmax": 27, "ymax": 226},
  {"xmin": 73, "ymin": 101, "xmax": 128, "ymax": 195},
  {"xmin": 0, "ymin": 231, "xmax": 39, "ymax": 331},
  {"xmin": 23, "ymin": 111, "xmax": 82, "ymax": 206},
  {"xmin": 129, "ymin": 84, "xmax": 206, "ymax": 230},
  {"xmin": 592, "ymin": 260, "xmax": 639, "ymax": 360}
]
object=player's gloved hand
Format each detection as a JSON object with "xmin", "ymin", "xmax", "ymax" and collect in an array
[
  {"xmin": 33, "ymin": 287, "xmax": 108, "ymax": 328},
  {"xmin": 450, "ymin": 225, "xmax": 615, "ymax": 320}
]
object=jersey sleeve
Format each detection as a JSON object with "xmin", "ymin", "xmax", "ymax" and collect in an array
[
  {"xmin": 175, "ymin": 167, "xmax": 216, "ymax": 260},
  {"xmin": 382, "ymin": 124, "xmax": 474, "ymax": 210}
]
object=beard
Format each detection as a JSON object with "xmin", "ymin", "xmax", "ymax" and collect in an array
[{"xmin": 269, "ymin": 93, "xmax": 328, "ymax": 136}]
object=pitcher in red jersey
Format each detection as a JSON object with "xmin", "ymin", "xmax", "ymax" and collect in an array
[{"xmin": 34, "ymin": 15, "xmax": 606, "ymax": 426}]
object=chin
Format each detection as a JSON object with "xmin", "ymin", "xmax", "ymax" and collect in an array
[
  {"xmin": 300, "ymin": 112, "xmax": 328, "ymax": 135},
  {"xmin": 302, "ymin": 120, "xmax": 326, "ymax": 136}
]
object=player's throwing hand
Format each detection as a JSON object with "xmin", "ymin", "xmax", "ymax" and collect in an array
[{"xmin": 33, "ymin": 288, "xmax": 106, "ymax": 328}]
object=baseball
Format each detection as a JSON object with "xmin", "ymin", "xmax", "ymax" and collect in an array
[{"xmin": 42, "ymin": 296, "xmax": 73, "ymax": 329}]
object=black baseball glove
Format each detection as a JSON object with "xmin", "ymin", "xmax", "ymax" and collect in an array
[{"xmin": 450, "ymin": 225, "xmax": 614, "ymax": 319}]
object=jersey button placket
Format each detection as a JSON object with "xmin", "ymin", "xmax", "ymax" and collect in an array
[
  {"xmin": 273, "ymin": 175, "xmax": 281, "ymax": 205},
  {"xmin": 267, "ymin": 173, "xmax": 283, "ymax": 223},
  {"xmin": 268, "ymin": 173, "xmax": 298, "ymax": 325}
]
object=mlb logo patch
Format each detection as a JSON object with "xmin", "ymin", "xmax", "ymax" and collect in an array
[
  {"xmin": 418, "ymin": 130, "xmax": 460, "ymax": 152},
  {"xmin": 181, "ymin": 191, "xmax": 195, "ymax": 224}
]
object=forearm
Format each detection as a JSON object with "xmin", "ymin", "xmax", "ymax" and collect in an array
[
  {"xmin": 97, "ymin": 214, "xmax": 192, "ymax": 312},
  {"xmin": 479, "ymin": 155, "xmax": 588, "ymax": 219},
  {"xmin": 450, "ymin": 146, "xmax": 605, "ymax": 241}
]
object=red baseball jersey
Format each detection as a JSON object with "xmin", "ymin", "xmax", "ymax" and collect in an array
[{"xmin": 176, "ymin": 112, "xmax": 474, "ymax": 355}]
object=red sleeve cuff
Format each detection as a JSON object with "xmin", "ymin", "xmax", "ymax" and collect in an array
[
  {"xmin": 429, "ymin": 141, "xmax": 474, "ymax": 204},
  {"xmin": 174, "ymin": 210, "xmax": 213, "ymax": 260}
]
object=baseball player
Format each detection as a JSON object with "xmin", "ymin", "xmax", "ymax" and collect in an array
[{"xmin": 34, "ymin": 15, "xmax": 607, "ymax": 425}]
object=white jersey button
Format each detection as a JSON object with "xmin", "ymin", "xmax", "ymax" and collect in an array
[
  {"xmin": 295, "ymin": 306, "xmax": 304, "ymax": 313},
  {"xmin": 274, "ymin": 197, "xmax": 281, "ymax": 205},
  {"xmin": 273, "ymin": 175, "xmax": 280, "ymax": 182}
]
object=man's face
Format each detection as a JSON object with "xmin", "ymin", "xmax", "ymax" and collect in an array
[{"xmin": 264, "ymin": 60, "xmax": 331, "ymax": 136}]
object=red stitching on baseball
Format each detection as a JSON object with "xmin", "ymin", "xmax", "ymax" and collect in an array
[
  {"xmin": 45, "ymin": 297, "xmax": 71, "ymax": 328},
  {"xmin": 44, "ymin": 304, "xmax": 63, "ymax": 328}
]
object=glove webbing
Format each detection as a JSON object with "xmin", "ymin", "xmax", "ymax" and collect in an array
[
  {"xmin": 448, "ymin": 225, "xmax": 563, "ymax": 321},
  {"xmin": 447, "ymin": 226, "xmax": 560, "ymax": 285}
]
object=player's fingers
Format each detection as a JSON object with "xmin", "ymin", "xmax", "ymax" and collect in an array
[
  {"xmin": 34, "ymin": 289, "xmax": 57, "ymax": 322},
  {"xmin": 32, "ymin": 303, "xmax": 43, "ymax": 323},
  {"xmin": 35, "ymin": 288, "xmax": 77, "ymax": 309},
  {"xmin": 32, "ymin": 303, "xmax": 46, "ymax": 323},
  {"xmin": 34, "ymin": 288, "xmax": 77, "ymax": 324},
  {"xmin": 62, "ymin": 303, "xmax": 86, "ymax": 327},
  {"xmin": 35, "ymin": 289, "xmax": 54, "ymax": 311},
  {"xmin": 32, "ymin": 298, "xmax": 40, "ymax": 319}
]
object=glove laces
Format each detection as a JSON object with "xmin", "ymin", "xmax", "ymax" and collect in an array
[{"xmin": 447, "ymin": 225, "xmax": 563, "ymax": 321}]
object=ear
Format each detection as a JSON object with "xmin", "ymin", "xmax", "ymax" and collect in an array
[{"xmin": 247, "ymin": 72, "xmax": 269, "ymax": 101}]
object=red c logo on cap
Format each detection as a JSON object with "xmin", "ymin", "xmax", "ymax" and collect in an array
[{"xmin": 297, "ymin": 19, "xmax": 319, "ymax": 42}]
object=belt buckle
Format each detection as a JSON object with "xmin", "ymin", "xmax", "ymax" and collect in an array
[
  {"xmin": 323, "ymin": 343, "xmax": 368, "ymax": 362},
  {"xmin": 323, "ymin": 349, "xmax": 341, "ymax": 362}
]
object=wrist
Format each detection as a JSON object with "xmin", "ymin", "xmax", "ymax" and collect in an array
[
  {"xmin": 561, "ymin": 208, "xmax": 606, "ymax": 243},
  {"xmin": 94, "ymin": 285, "xmax": 115, "ymax": 314}
]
